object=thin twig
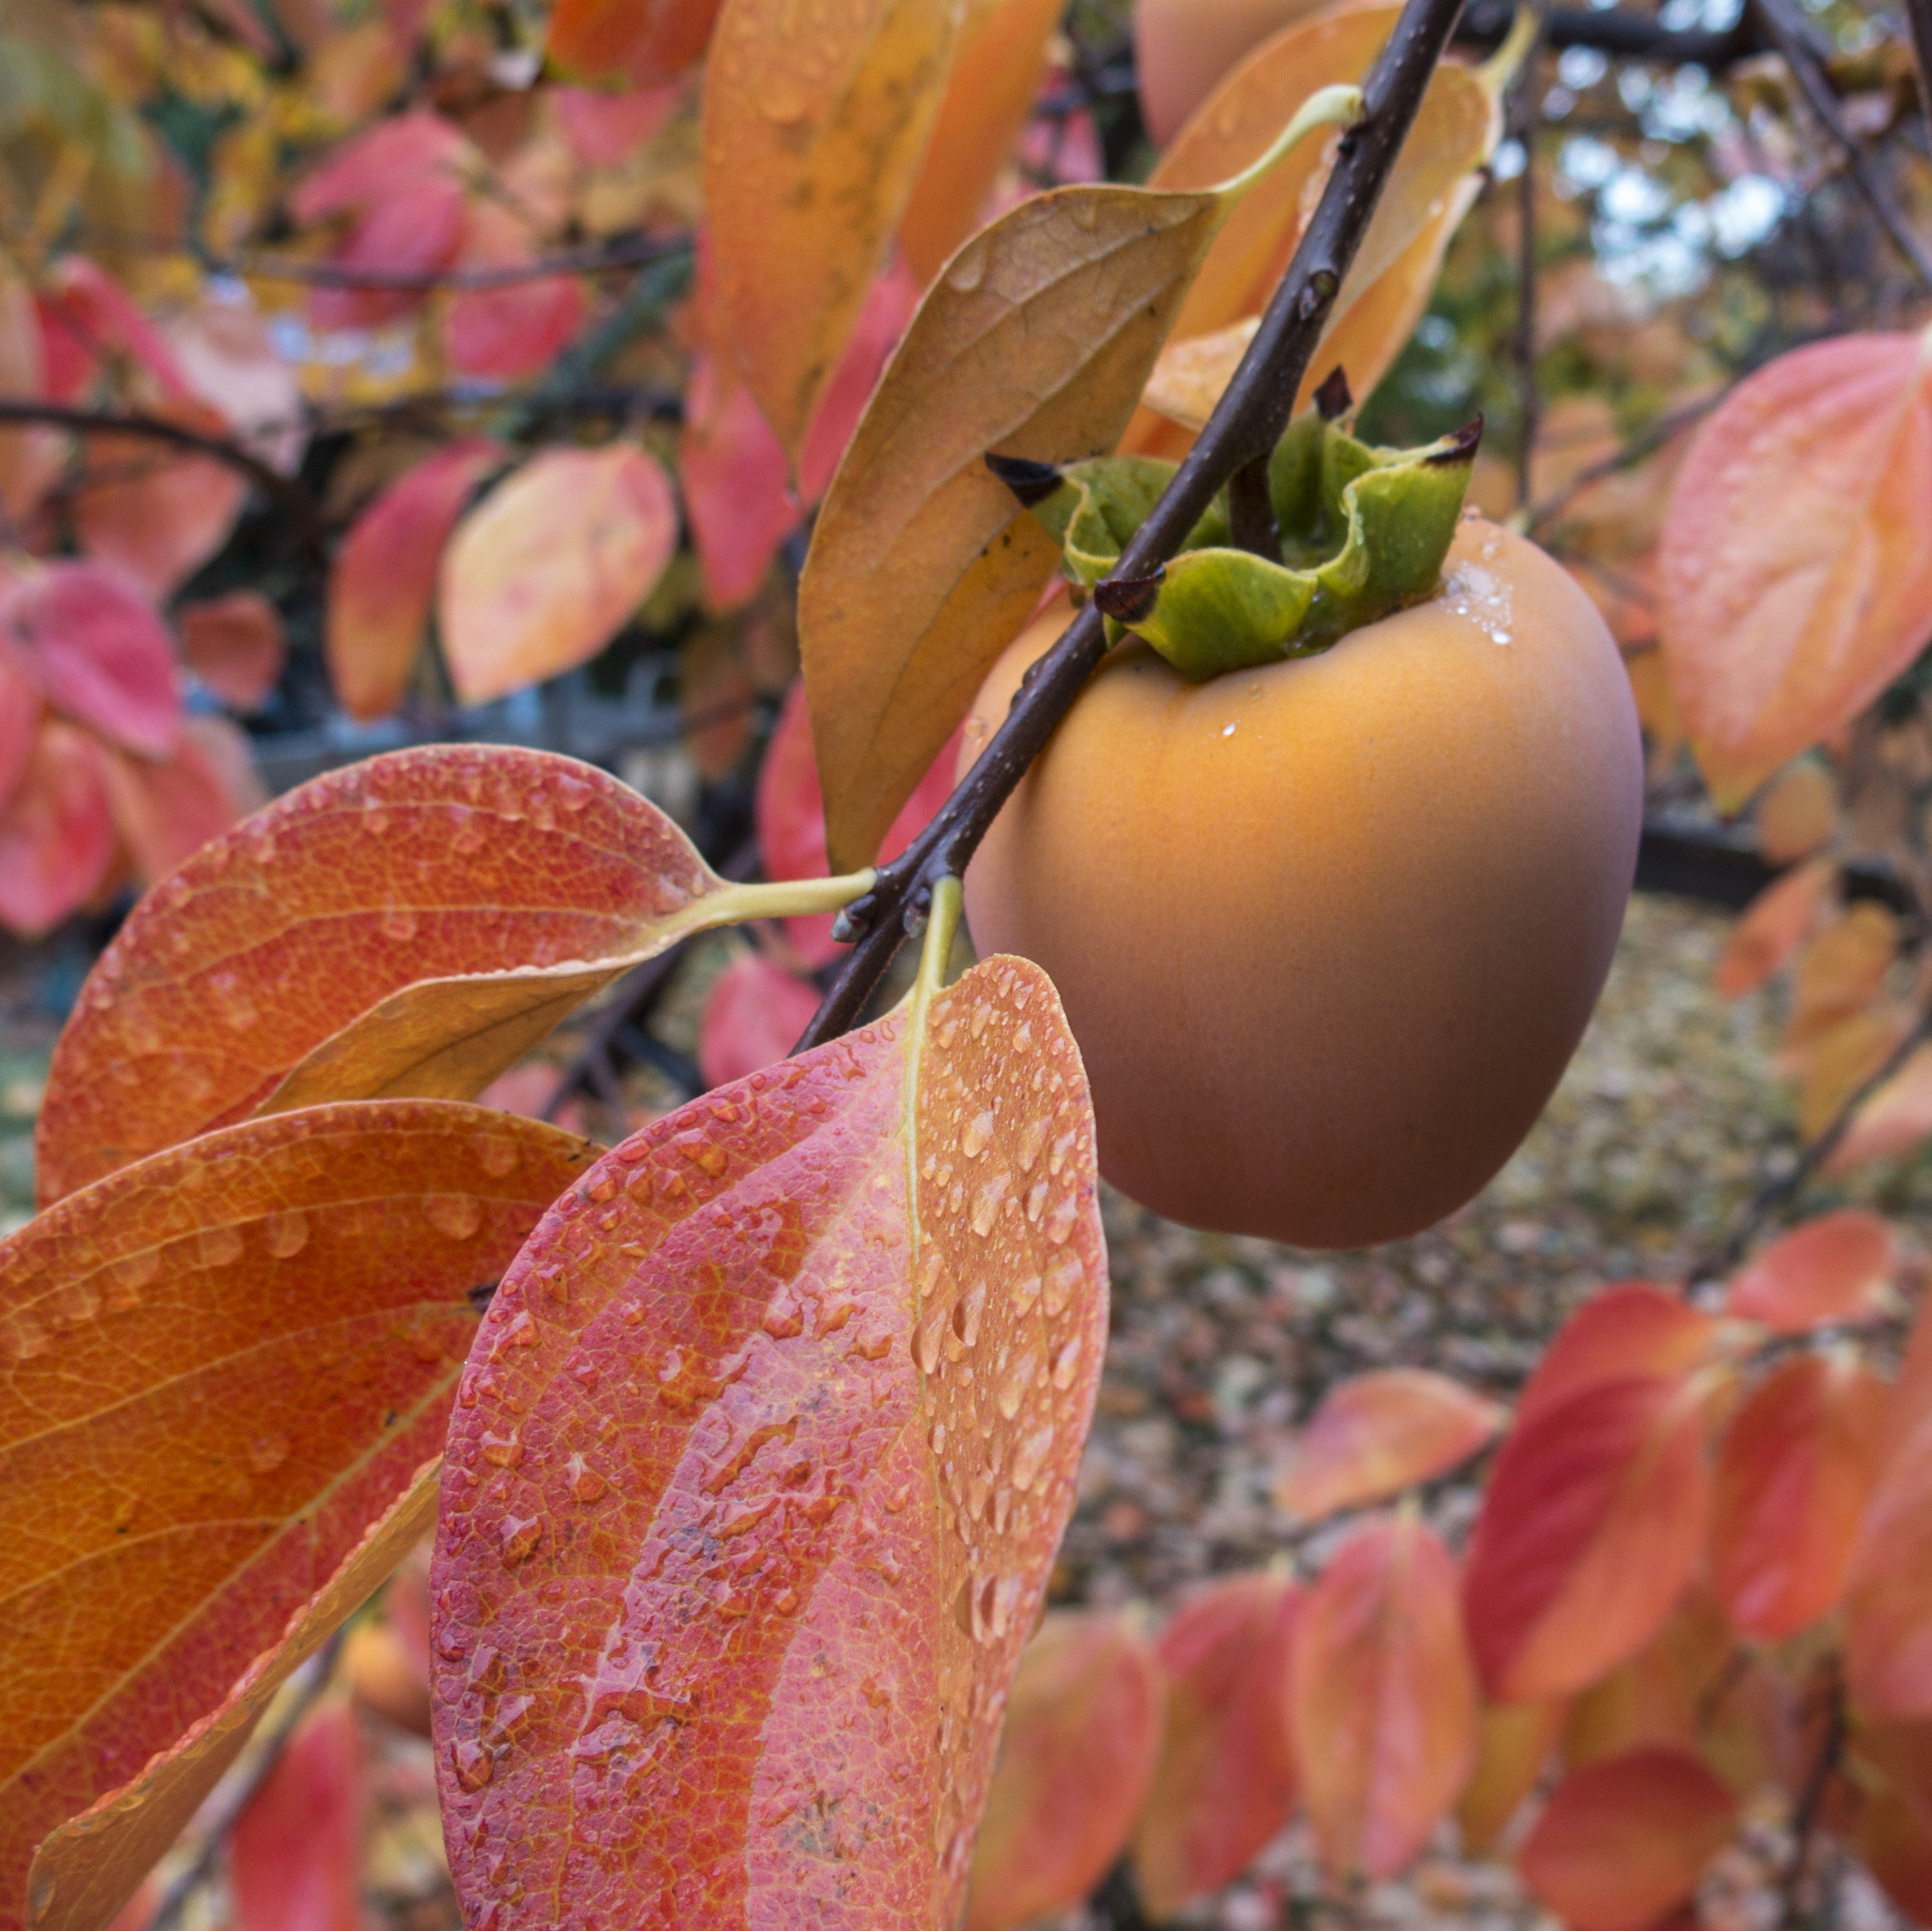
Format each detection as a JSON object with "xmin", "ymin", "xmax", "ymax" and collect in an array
[
  {"xmin": 1750, "ymin": 0, "xmax": 1932, "ymax": 290},
  {"xmin": 1902, "ymin": 0, "xmax": 1932, "ymax": 157},
  {"xmin": 794, "ymin": 0, "xmax": 1471, "ymax": 1051},
  {"xmin": 1525, "ymin": 387, "xmax": 1726, "ymax": 531},
  {"xmin": 0, "ymin": 399, "xmax": 326, "ymax": 560},
  {"xmin": 143, "ymin": 1634, "xmax": 345, "ymax": 1931},
  {"xmin": 1692, "ymin": 1000, "xmax": 1932, "ymax": 1282},
  {"xmin": 217, "ymin": 232, "xmax": 688, "ymax": 293},
  {"xmin": 1781, "ymin": 1664, "xmax": 1847, "ymax": 1928}
]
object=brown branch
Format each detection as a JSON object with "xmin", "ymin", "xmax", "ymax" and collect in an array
[
  {"xmin": 1750, "ymin": 0, "xmax": 1932, "ymax": 290},
  {"xmin": 0, "ymin": 399, "xmax": 326, "ymax": 561},
  {"xmin": 218, "ymin": 231, "xmax": 689, "ymax": 293},
  {"xmin": 1692, "ymin": 999, "xmax": 1932, "ymax": 1284},
  {"xmin": 1781, "ymin": 1663, "xmax": 1847, "ymax": 1928},
  {"xmin": 795, "ymin": 0, "xmax": 1473, "ymax": 1051},
  {"xmin": 1908, "ymin": 0, "xmax": 1932, "ymax": 152}
]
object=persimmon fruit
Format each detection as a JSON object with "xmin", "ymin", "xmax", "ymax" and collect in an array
[{"xmin": 959, "ymin": 515, "xmax": 1642, "ymax": 1248}]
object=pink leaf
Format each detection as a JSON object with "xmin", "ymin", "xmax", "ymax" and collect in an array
[
  {"xmin": 179, "ymin": 591, "xmax": 286, "ymax": 712},
  {"xmin": 443, "ymin": 203, "xmax": 587, "ymax": 381},
  {"xmin": 1725, "ymin": 1211, "xmax": 1897, "ymax": 1334},
  {"xmin": 101, "ymin": 716, "xmax": 261, "ymax": 887},
  {"xmin": 795, "ymin": 259, "xmax": 921, "ymax": 508},
  {"xmin": 680, "ymin": 350, "xmax": 798, "ymax": 612},
  {"xmin": 0, "ymin": 562, "xmax": 177, "ymax": 756},
  {"xmin": 553, "ymin": 85, "xmax": 682, "ymax": 165},
  {"xmin": 229, "ymin": 1698, "xmax": 366, "ymax": 1931},
  {"xmin": 697, "ymin": 953, "xmax": 823, "ymax": 1089},
  {"xmin": 0, "ymin": 720, "xmax": 115, "ymax": 936}
]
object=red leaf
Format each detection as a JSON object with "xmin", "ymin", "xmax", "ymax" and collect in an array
[
  {"xmin": 69, "ymin": 412, "xmax": 249, "ymax": 599},
  {"xmin": 444, "ymin": 204, "xmax": 587, "ymax": 381},
  {"xmin": 697, "ymin": 952, "xmax": 822, "ymax": 1089},
  {"xmin": 1275, "ymin": 1369, "xmax": 1503, "ymax": 1521},
  {"xmin": 547, "ymin": 0, "xmax": 722, "ymax": 84},
  {"xmin": 1290, "ymin": 1514, "xmax": 1478, "ymax": 1880},
  {"xmin": 0, "ymin": 721, "xmax": 114, "ymax": 938},
  {"xmin": 1827, "ymin": 1040, "xmax": 1932, "ymax": 1175},
  {"xmin": 38, "ymin": 256, "xmax": 192, "ymax": 403},
  {"xmin": 1713, "ymin": 858, "xmax": 1835, "ymax": 997},
  {"xmin": 1517, "ymin": 1747, "xmax": 1737, "ymax": 1930},
  {"xmin": 1, "ymin": 562, "xmax": 178, "ymax": 756},
  {"xmin": 795, "ymin": 259, "xmax": 922, "ymax": 510},
  {"xmin": 0, "ymin": 641, "xmax": 41, "ymax": 810},
  {"xmin": 1724, "ymin": 1210, "xmax": 1896, "ymax": 1334},
  {"xmin": 1711, "ymin": 1354, "xmax": 1885, "ymax": 1643},
  {"xmin": 755, "ymin": 677, "xmax": 961, "ymax": 967},
  {"xmin": 679, "ymin": 349, "xmax": 798, "ymax": 613},
  {"xmin": 179, "ymin": 591, "xmax": 285, "ymax": 713},
  {"xmin": 290, "ymin": 111, "xmax": 474, "ymax": 223},
  {"xmin": 229, "ymin": 1699, "xmax": 365, "ymax": 1931},
  {"xmin": 1845, "ymin": 1409, "xmax": 1932, "ymax": 1722},
  {"xmin": 99, "ymin": 716, "xmax": 259, "ymax": 888},
  {"xmin": 1517, "ymin": 1284, "xmax": 1721, "ymax": 1425},
  {"xmin": 1133, "ymin": 1574, "xmax": 1299, "ymax": 1916},
  {"xmin": 964, "ymin": 1613, "xmax": 1165, "ymax": 1931},
  {"xmin": 1462, "ymin": 1373, "xmax": 1711, "ymax": 1701},
  {"xmin": 1659, "ymin": 333, "xmax": 1932, "ymax": 809},
  {"xmin": 553, "ymin": 84, "xmax": 682, "ymax": 165},
  {"xmin": 430, "ymin": 959, "xmax": 1108, "ymax": 1931},
  {"xmin": 327, "ymin": 438, "xmax": 499, "ymax": 720}
]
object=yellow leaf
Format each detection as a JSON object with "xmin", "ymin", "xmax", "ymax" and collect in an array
[
  {"xmin": 702, "ymin": 0, "xmax": 959, "ymax": 452},
  {"xmin": 437, "ymin": 445, "xmax": 678, "ymax": 706}
]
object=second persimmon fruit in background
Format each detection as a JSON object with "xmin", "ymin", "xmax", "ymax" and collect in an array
[{"xmin": 959, "ymin": 517, "xmax": 1642, "ymax": 1249}]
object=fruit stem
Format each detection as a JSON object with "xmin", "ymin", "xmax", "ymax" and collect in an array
[{"xmin": 794, "ymin": 0, "xmax": 1471, "ymax": 1054}]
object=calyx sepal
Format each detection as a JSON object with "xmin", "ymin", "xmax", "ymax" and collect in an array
[{"xmin": 991, "ymin": 403, "xmax": 1483, "ymax": 682}]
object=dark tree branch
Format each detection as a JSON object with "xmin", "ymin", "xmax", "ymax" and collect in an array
[
  {"xmin": 218, "ymin": 231, "xmax": 688, "ymax": 292},
  {"xmin": 0, "ymin": 399, "xmax": 326, "ymax": 561},
  {"xmin": 1906, "ymin": 0, "xmax": 1932, "ymax": 148},
  {"xmin": 1457, "ymin": 1, "xmax": 1765, "ymax": 67},
  {"xmin": 1751, "ymin": 0, "xmax": 1932, "ymax": 289},
  {"xmin": 795, "ymin": 0, "xmax": 1473, "ymax": 1052}
]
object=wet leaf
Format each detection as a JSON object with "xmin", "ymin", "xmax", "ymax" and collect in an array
[
  {"xmin": 1846, "ymin": 1409, "xmax": 1932, "ymax": 1722},
  {"xmin": 1133, "ymin": 1574, "xmax": 1300, "ymax": 1916},
  {"xmin": 327, "ymin": 439, "xmax": 501, "ymax": 722},
  {"xmin": 0, "ymin": 722, "xmax": 115, "ymax": 940},
  {"xmin": 1658, "ymin": 332, "xmax": 1932, "ymax": 809},
  {"xmin": 1290, "ymin": 1513, "xmax": 1478, "ymax": 1880},
  {"xmin": 1462, "ymin": 1369, "xmax": 1711, "ymax": 1701},
  {"xmin": 1712, "ymin": 857, "xmax": 1835, "ymax": 998},
  {"xmin": 229, "ymin": 1698, "xmax": 365, "ymax": 1931},
  {"xmin": 1516, "ymin": 1747, "xmax": 1737, "ymax": 1931},
  {"xmin": 701, "ymin": 0, "xmax": 959, "ymax": 452},
  {"xmin": 1, "ymin": 1101, "xmax": 594, "ymax": 1931},
  {"xmin": 697, "ymin": 952, "xmax": 824, "ymax": 1089},
  {"xmin": 1515, "ymin": 1284, "xmax": 1722, "ymax": 1425},
  {"xmin": 1275, "ymin": 1368, "xmax": 1503, "ymax": 1521},
  {"xmin": 1, "ymin": 561, "xmax": 177, "ymax": 756},
  {"xmin": 548, "ymin": 0, "xmax": 722, "ymax": 83},
  {"xmin": 180, "ymin": 592, "xmax": 286, "ymax": 714},
  {"xmin": 439, "ymin": 444, "xmax": 678, "ymax": 706},
  {"xmin": 430, "ymin": 954, "xmax": 1107, "ymax": 1931},
  {"xmin": 755, "ymin": 677, "xmax": 961, "ymax": 968},
  {"xmin": 1724, "ymin": 1210, "xmax": 1896, "ymax": 1334},
  {"xmin": 898, "ymin": 0, "xmax": 1063, "ymax": 284},
  {"xmin": 1131, "ymin": 3, "xmax": 1495, "ymax": 441},
  {"xmin": 37, "ymin": 746, "xmax": 856, "ymax": 1203},
  {"xmin": 964, "ymin": 1612, "xmax": 1165, "ymax": 1931},
  {"xmin": 799, "ymin": 173, "xmax": 1232, "ymax": 871},
  {"xmin": 1711, "ymin": 1353, "xmax": 1885, "ymax": 1643},
  {"xmin": 1456, "ymin": 1699, "xmax": 1564, "ymax": 1855}
]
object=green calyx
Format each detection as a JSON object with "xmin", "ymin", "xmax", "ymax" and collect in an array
[{"xmin": 990, "ymin": 389, "xmax": 1482, "ymax": 682}]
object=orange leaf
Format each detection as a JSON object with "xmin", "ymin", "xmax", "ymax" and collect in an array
[
  {"xmin": 1462, "ymin": 1372, "xmax": 1711, "ymax": 1701},
  {"xmin": 0, "ymin": 1100, "xmax": 594, "ymax": 1931},
  {"xmin": 1712, "ymin": 857, "xmax": 1835, "ymax": 998},
  {"xmin": 1515, "ymin": 1284, "xmax": 1720, "ymax": 1426},
  {"xmin": 1275, "ymin": 1368, "xmax": 1503, "ymax": 1521},
  {"xmin": 180, "ymin": 591, "xmax": 285, "ymax": 713},
  {"xmin": 1516, "ymin": 1747, "xmax": 1737, "ymax": 1931},
  {"xmin": 36, "ymin": 745, "xmax": 861, "ymax": 1203},
  {"xmin": 702, "ymin": 0, "xmax": 958, "ymax": 452},
  {"xmin": 1827, "ymin": 1041, "xmax": 1932, "ymax": 1176},
  {"xmin": 69, "ymin": 409, "xmax": 248, "ymax": 600},
  {"xmin": 1845, "ymin": 1410, "xmax": 1932, "ymax": 1722},
  {"xmin": 1795, "ymin": 1006, "xmax": 1908, "ymax": 1139},
  {"xmin": 1755, "ymin": 759, "xmax": 1837, "ymax": 864},
  {"xmin": 99, "ymin": 715, "xmax": 259, "ymax": 888},
  {"xmin": 1724, "ymin": 1210, "xmax": 1896, "ymax": 1334},
  {"xmin": 1457, "ymin": 1699, "xmax": 1564, "ymax": 1855},
  {"xmin": 0, "ymin": 721, "xmax": 115, "ymax": 940},
  {"xmin": 696, "ymin": 951, "xmax": 823, "ymax": 1089},
  {"xmin": 1133, "ymin": 1574, "xmax": 1300, "ymax": 1915},
  {"xmin": 327, "ymin": 439, "xmax": 500, "ymax": 722},
  {"xmin": 1785, "ymin": 901, "xmax": 1899, "ymax": 1048},
  {"xmin": 0, "ymin": 265, "xmax": 63, "ymax": 527},
  {"xmin": 438, "ymin": 444, "xmax": 677, "ymax": 706},
  {"xmin": 1134, "ymin": 0, "xmax": 1334, "ymax": 146},
  {"xmin": 898, "ymin": 0, "xmax": 1063, "ymax": 284},
  {"xmin": 964, "ymin": 1613, "xmax": 1165, "ymax": 1931},
  {"xmin": 1711, "ymin": 1353, "xmax": 1886, "ymax": 1643},
  {"xmin": 1290, "ymin": 1514, "xmax": 1478, "ymax": 1880},
  {"xmin": 0, "ymin": 642, "xmax": 40, "ymax": 809},
  {"xmin": 1560, "ymin": 1584, "xmax": 1736, "ymax": 1773},
  {"xmin": 229, "ymin": 1698, "xmax": 365, "ymax": 1931},
  {"xmin": 1852, "ymin": 1763, "xmax": 1932, "ymax": 1923},
  {"xmin": 1658, "ymin": 332, "xmax": 1932, "ymax": 809},
  {"xmin": 429, "ymin": 953, "xmax": 1107, "ymax": 1931},
  {"xmin": 548, "ymin": 0, "xmax": 721, "ymax": 83}
]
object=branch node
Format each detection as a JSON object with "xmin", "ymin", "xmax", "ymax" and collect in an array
[
  {"xmin": 1093, "ymin": 569, "xmax": 1166, "ymax": 623},
  {"xmin": 1314, "ymin": 366, "xmax": 1355, "ymax": 420}
]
